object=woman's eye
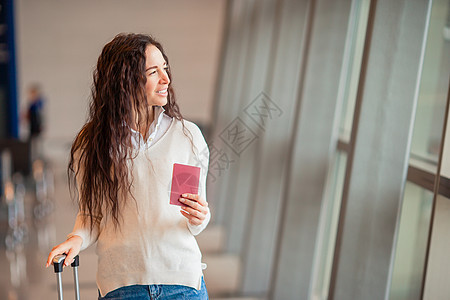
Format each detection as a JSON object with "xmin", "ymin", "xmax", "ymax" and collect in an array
[{"xmin": 149, "ymin": 70, "xmax": 157, "ymax": 75}]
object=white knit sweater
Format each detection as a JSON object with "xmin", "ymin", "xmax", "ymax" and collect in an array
[{"xmin": 68, "ymin": 117, "xmax": 210, "ymax": 297}]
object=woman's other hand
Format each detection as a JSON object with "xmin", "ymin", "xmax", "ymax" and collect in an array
[
  {"xmin": 179, "ymin": 193, "xmax": 209, "ymax": 226},
  {"xmin": 45, "ymin": 235, "xmax": 83, "ymax": 268}
]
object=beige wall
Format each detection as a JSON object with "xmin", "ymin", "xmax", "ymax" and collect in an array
[{"xmin": 15, "ymin": 0, "xmax": 225, "ymax": 159}]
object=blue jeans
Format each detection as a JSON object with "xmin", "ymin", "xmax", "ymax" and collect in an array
[{"xmin": 98, "ymin": 277, "xmax": 208, "ymax": 299}]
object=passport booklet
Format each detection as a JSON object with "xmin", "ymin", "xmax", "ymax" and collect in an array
[{"xmin": 169, "ymin": 163, "xmax": 201, "ymax": 206}]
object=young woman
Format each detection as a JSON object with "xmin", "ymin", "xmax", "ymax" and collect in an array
[{"xmin": 46, "ymin": 33, "xmax": 211, "ymax": 299}]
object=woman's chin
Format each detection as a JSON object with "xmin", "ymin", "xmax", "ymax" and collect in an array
[{"xmin": 148, "ymin": 99, "xmax": 168, "ymax": 107}]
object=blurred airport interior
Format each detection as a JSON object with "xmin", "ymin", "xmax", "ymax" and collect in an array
[{"xmin": 1, "ymin": 0, "xmax": 450, "ymax": 299}]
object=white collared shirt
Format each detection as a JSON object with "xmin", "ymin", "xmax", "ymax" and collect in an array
[{"xmin": 129, "ymin": 105, "xmax": 173, "ymax": 149}]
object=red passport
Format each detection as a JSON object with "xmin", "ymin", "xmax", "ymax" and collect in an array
[{"xmin": 170, "ymin": 163, "xmax": 201, "ymax": 206}]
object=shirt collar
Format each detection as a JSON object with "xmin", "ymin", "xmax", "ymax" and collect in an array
[
  {"xmin": 149, "ymin": 105, "xmax": 166, "ymax": 134},
  {"xmin": 128, "ymin": 105, "xmax": 166, "ymax": 144}
]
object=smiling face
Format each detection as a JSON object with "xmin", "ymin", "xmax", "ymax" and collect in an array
[{"xmin": 145, "ymin": 44, "xmax": 171, "ymax": 107}]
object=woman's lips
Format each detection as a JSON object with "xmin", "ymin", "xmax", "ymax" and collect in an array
[{"xmin": 156, "ymin": 88, "xmax": 168, "ymax": 96}]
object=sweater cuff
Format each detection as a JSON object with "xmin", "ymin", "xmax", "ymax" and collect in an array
[
  {"xmin": 187, "ymin": 207, "xmax": 210, "ymax": 236},
  {"xmin": 67, "ymin": 217, "xmax": 100, "ymax": 251},
  {"xmin": 66, "ymin": 229, "xmax": 90, "ymax": 251}
]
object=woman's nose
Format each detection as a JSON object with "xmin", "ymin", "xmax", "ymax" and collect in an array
[{"xmin": 160, "ymin": 70, "xmax": 170, "ymax": 84}]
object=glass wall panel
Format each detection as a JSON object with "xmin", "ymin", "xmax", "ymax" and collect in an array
[
  {"xmin": 409, "ymin": 0, "xmax": 450, "ymax": 173},
  {"xmin": 390, "ymin": 1, "xmax": 449, "ymax": 298},
  {"xmin": 389, "ymin": 182, "xmax": 433, "ymax": 300},
  {"xmin": 310, "ymin": 151, "xmax": 347, "ymax": 300},
  {"xmin": 338, "ymin": 0, "xmax": 370, "ymax": 143},
  {"xmin": 423, "ymin": 195, "xmax": 450, "ymax": 299},
  {"xmin": 441, "ymin": 113, "xmax": 450, "ymax": 177},
  {"xmin": 310, "ymin": 0, "xmax": 370, "ymax": 297}
]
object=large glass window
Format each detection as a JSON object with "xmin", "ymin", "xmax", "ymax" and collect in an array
[
  {"xmin": 423, "ymin": 195, "xmax": 450, "ymax": 299},
  {"xmin": 310, "ymin": 0, "xmax": 371, "ymax": 298},
  {"xmin": 390, "ymin": 0, "xmax": 450, "ymax": 298},
  {"xmin": 409, "ymin": 0, "xmax": 450, "ymax": 173},
  {"xmin": 389, "ymin": 183, "xmax": 433, "ymax": 300},
  {"xmin": 310, "ymin": 151, "xmax": 347, "ymax": 299},
  {"xmin": 338, "ymin": 0, "xmax": 370, "ymax": 143}
]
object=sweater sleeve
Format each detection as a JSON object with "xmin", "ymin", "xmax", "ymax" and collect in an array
[
  {"xmin": 67, "ymin": 212, "xmax": 101, "ymax": 251},
  {"xmin": 187, "ymin": 126, "xmax": 211, "ymax": 236},
  {"xmin": 66, "ymin": 149, "xmax": 101, "ymax": 250}
]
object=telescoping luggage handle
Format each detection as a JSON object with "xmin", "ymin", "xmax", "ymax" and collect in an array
[{"xmin": 52, "ymin": 254, "xmax": 80, "ymax": 300}]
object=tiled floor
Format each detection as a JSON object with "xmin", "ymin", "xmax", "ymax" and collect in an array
[{"xmin": 0, "ymin": 161, "xmax": 99, "ymax": 299}]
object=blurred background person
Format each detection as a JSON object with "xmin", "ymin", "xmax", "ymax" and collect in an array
[
  {"xmin": 21, "ymin": 83, "xmax": 45, "ymax": 162},
  {"xmin": 24, "ymin": 83, "xmax": 44, "ymax": 140}
]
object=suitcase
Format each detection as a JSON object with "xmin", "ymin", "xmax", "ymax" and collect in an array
[{"xmin": 52, "ymin": 254, "xmax": 80, "ymax": 300}]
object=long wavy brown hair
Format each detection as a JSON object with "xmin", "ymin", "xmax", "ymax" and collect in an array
[{"xmin": 69, "ymin": 33, "xmax": 195, "ymax": 232}]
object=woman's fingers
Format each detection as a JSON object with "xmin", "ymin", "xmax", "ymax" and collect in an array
[
  {"xmin": 181, "ymin": 205, "xmax": 206, "ymax": 220},
  {"xmin": 182, "ymin": 193, "xmax": 208, "ymax": 207},
  {"xmin": 46, "ymin": 236, "xmax": 82, "ymax": 268},
  {"xmin": 180, "ymin": 209, "xmax": 203, "ymax": 226},
  {"xmin": 179, "ymin": 194, "xmax": 208, "ymax": 213},
  {"xmin": 179, "ymin": 193, "xmax": 209, "ymax": 225},
  {"xmin": 64, "ymin": 248, "xmax": 78, "ymax": 267},
  {"xmin": 180, "ymin": 198, "xmax": 208, "ymax": 214},
  {"xmin": 46, "ymin": 245, "xmax": 67, "ymax": 268}
]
